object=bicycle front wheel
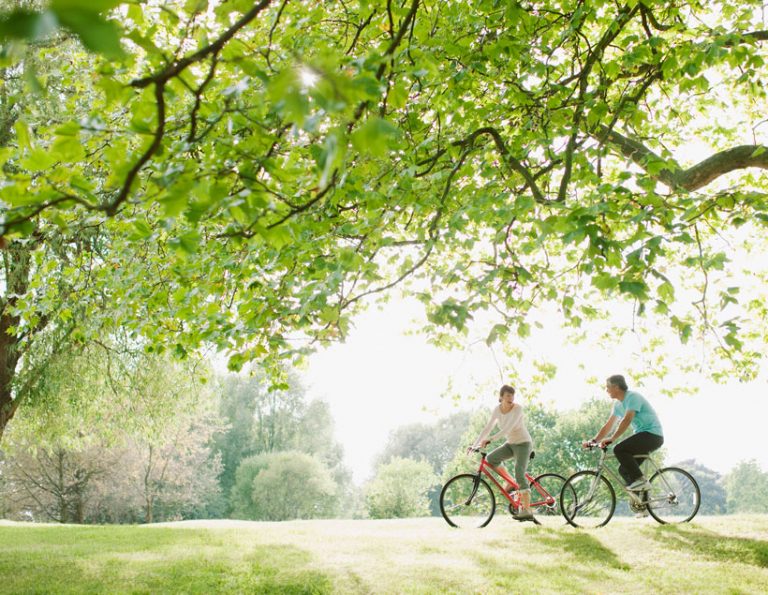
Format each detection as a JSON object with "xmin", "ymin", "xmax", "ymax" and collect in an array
[
  {"xmin": 646, "ymin": 467, "xmax": 700, "ymax": 524},
  {"xmin": 530, "ymin": 473, "xmax": 568, "ymax": 527},
  {"xmin": 440, "ymin": 474, "xmax": 496, "ymax": 528},
  {"xmin": 560, "ymin": 470, "xmax": 616, "ymax": 528}
]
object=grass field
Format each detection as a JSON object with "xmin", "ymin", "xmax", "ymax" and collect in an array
[{"xmin": 1, "ymin": 515, "xmax": 766, "ymax": 594}]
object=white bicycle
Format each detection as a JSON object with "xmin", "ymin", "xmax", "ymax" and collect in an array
[{"xmin": 560, "ymin": 443, "xmax": 701, "ymax": 528}]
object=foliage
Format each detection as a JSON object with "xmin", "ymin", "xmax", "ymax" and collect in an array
[
  {"xmin": 211, "ymin": 369, "xmax": 351, "ymax": 515},
  {"xmin": 374, "ymin": 410, "xmax": 469, "ymax": 476},
  {"xmin": 724, "ymin": 459, "xmax": 768, "ymax": 514},
  {"xmin": 532, "ymin": 398, "xmax": 611, "ymax": 476},
  {"xmin": 0, "ymin": 0, "xmax": 767, "ymax": 437},
  {"xmin": 212, "ymin": 370, "xmax": 306, "ymax": 501},
  {"xmin": 674, "ymin": 459, "xmax": 727, "ymax": 515},
  {"xmin": 0, "ymin": 438, "xmax": 111, "ymax": 523},
  {"xmin": 364, "ymin": 456, "xmax": 437, "ymax": 519},
  {"xmin": 230, "ymin": 450, "xmax": 338, "ymax": 521},
  {"xmin": 442, "ymin": 408, "xmax": 494, "ymax": 483},
  {"xmin": 0, "ymin": 346, "xmax": 224, "ymax": 523}
]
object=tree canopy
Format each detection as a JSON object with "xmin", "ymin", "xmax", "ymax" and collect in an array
[{"xmin": 3, "ymin": 0, "xmax": 768, "ymax": 437}]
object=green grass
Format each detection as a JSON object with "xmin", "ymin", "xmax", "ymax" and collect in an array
[{"xmin": 0, "ymin": 515, "xmax": 766, "ymax": 594}]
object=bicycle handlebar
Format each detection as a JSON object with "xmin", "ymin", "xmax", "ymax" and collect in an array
[
  {"xmin": 467, "ymin": 446, "xmax": 536, "ymax": 460},
  {"xmin": 584, "ymin": 441, "xmax": 609, "ymax": 451}
]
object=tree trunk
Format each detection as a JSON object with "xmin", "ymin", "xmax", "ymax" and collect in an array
[
  {"xmin": 57, "ymin": 450, "xmax": 68, "ymax": 524},
  {"xmin": 0, "ymin": 242, "xmax": 33, "ymax": 443}
]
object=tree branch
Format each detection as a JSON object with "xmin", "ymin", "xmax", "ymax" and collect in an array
[
  {"xmin": 130, "ymin": 0, "xmax": 274, "ymax": 89},
  {"xmin": 599, "ymin": 125, "xmax": 768, "ymax": 191}
]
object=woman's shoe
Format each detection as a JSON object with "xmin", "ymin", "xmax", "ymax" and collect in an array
[{"xmin": 512, "ymin": 510, "xmax": 535, "ymax": 522}]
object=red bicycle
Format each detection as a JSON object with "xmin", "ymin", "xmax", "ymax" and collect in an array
[{"xmin": 439, "ymin": 448, "xmax": 568, "ymax": 528}]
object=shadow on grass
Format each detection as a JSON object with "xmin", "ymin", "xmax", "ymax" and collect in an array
[
  {"xmin": 534, "ymin": 529, "xmax": 629, "ymax": 571},
  {"xmin": 0, "ymin": 526, "xmax": 333, "ymax": 594},
  {"xmin": 472, "ymin": 529, "xmax": 628, "ymax": 592},
  {"xmin": 647, "ymin": 524, "xmax": 768, "ymax": 568}
]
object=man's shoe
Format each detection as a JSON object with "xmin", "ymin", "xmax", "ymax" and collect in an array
[{"xmin": 627, "ymin": 478, "xmax": 651, "ymax": 491}]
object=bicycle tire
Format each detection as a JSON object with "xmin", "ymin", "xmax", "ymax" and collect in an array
[
  {"xmin": 530, "ymin": 473, "xmax": 568, "ymax": 527},
  {"xmin": 645, "ymin": 467, "xmax": 701, "ymax": 524},
  {"xmin": 439, "ymin": 473, "xmax": 496, "ymax": 528},
  {"xmin": 560, "ymin": 470, "xmax": 616, "ymax": 528}
]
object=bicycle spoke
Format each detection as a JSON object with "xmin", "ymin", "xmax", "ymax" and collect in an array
[
  {"xmin": 646, "ymin": 467, "xmax": 700, "ymax": 524},
  {"xmin": 560, "ymin": 470, "xmax": 616, "ymax": 528},
  {"xmin": 440, "ymin": 474, "xmax": 496, "ymax": 528}
]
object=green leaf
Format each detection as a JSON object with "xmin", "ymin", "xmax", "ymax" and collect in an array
[
  {"xmin": 183, "ymin": 0, "xmax": 209, "ymax": 13},
  {"xmin": 51, "ymin": 136, "xmax": 85, "ymax": 162},
  {"xmin": 261, "ymin": 225, "xmax": 292, "ymax": 249},
  {"xmin": 318, "ymin": 307, "xmax": 339, "ymax": 324},
  {"xmin": 485, "ymin": 323, "xmax": 508, "ymax": 345},
  {"xmin": 55, "ymin": 121, "xmax": 81, "ymax": 136},
  {"xmin": 591, "ymin": 273, "xmax": 618, "ymax": 291},
  {"xmin": 0, "ymin": 10, "xmax": 58, "ymax": 41},
  {"xmin": 388, "ymin": 81, "xmax": 409, "ymax": 109},
  {"xmin": 619, "ymin": 280, "xmax": 648, "ymax": 299},
  {"xmin": 14, "ymin": 119, "xmax": 32, "ymax": 150},
  {"xmin": 169, "ymin": 230, "xmax": 201, "ymax": 254},
  {"xmin": 351, "ymin": 117, "xmax": 401, "ymax": 158},
  {"xmin": 53, "ymin": 8, "xmax": 126, "ymax": 59},
  {"xmin": 658, "ymin": 281, "xmax": 675, "ymax": 302},
  {"xmin": 267, "ymin": 68, "xmax": 308, "ymax": 124},
  {"xmin": 20, "ymin": 148, "xmax": 57, "ymax": 171},
  {"xmin": 129, "ymin": 219, "xmax": 153, "ymax": 240}
]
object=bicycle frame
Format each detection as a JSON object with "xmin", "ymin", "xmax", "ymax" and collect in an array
[
  {"xmin": 475, "ymin": 453, "xmax": 557, "ymax": 509},
  {"xmin": 587, "ymin": 448, "xmax": 673, "ymax": 507}
]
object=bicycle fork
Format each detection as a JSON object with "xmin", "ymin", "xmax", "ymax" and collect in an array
[{"xmin": 463, "ymin": 474, "xmax": 483, "ymax": 506}]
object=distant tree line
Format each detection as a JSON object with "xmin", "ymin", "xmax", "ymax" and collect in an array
[
  {"xmin": 2, "ymin": 344, "xmax": 766, "ymax": 523},
  {"xmin": 365, "ymin": 399, "xmax": 768, "ymax": 518}
]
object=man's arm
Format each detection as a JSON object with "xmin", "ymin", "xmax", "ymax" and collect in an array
[
  {"xmin": 600, "ymin": 410, "xmax": 635, "ymax": 446},
  {"xmin": 584, "ymin": 415, "xmax": 618, "ymax": 447}
]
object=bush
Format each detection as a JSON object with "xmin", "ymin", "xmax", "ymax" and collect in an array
[
  {"xmin": 365, "ymin": 457, "xmax": 437, "ymax": 519},
  {"xmin": 231, "ymin": 450, "xmax": 337, "ymax": 521}
]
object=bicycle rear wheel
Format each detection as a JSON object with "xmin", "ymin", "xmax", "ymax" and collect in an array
[
  {"xmin": 560, "ymin": 470, "xmax": 616, "ymax": 528},
  {"xmin": 529, "ymin": 473, "xmax": 568, "ymax": 527},
  {"xmin": 440, "ymin": 474, "xmax": 496, "ymax": 528},
  {"xmin": 646, "ymin": 467, "xmax": 700, "ymax": 524}
]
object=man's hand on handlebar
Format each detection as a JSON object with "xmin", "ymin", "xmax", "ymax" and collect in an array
[{"xmin": 582, "ymin": 439, "xmax": 613, "ymax": 449}]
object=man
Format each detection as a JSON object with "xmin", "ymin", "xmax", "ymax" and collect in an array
[{"xmin": 584, "ymin": 374, "xmax": 664, "ymax": 491}]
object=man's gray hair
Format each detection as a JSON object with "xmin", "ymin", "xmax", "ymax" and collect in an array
[{"xmin": 607, "ymin": 374, "xmax": 628, "ymax": 391}]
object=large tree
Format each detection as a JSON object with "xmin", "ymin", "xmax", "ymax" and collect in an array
[{"xmin": 2, "ymin": 0, "xmax": 768, "ymax": 439}]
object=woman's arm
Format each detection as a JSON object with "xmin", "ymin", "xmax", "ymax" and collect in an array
[{"xmin": 472, "ymin": 410, "xmax": 498, "ymax": 448}]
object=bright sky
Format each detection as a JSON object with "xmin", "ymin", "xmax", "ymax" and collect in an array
[{"xmin": 302, "ymin": 297, "xmax": 768, "ymax": 485}]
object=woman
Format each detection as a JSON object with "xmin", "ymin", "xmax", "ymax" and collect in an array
[{"xmin": 472, "ymin": 384, "xmax": 535, "ymax": 521}]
